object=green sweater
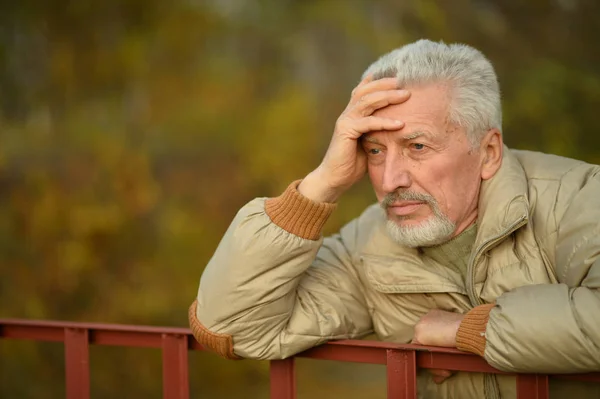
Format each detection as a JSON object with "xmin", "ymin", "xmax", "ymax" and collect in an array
[{"xmin": 421, "ymin": 223, "xmax": 477, "ymax": 285}]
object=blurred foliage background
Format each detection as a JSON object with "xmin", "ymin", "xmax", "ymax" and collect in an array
[{"xmin": 0, "ymin": 0, "xmax": 599, "ymax": 397}]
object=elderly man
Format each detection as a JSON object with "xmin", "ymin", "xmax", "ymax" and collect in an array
[{"xmin": 189, "ymin": 40, "xmax": 600, "ymax": 398}]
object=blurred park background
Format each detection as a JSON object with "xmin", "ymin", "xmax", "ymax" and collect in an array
[{"xmin": 1, "ymin": 0, "xmax": 599, "ymax": 397}]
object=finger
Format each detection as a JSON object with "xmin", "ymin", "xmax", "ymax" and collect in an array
[
  {"xmin": 352, "ymin": 75, "xmax": 375, "ymax": 96},
  {"xmin": 429, "ymin": 369, "xmax": 453, "ymax": 378},
  {"xmin": 359, "ymin": 74, "xmax": 372, "ymax": 85},
  {"xmin": 351, "ymin": 77, "xmax": 399, "ymax": 101},
  {"xmin": 349, "ymin": 89, "xmax": 411, "ymax": 117},
  {"xmin": 429, "ymin": 369, "xmax": 453, "ymax": 385},
  {"xmin": 346, "ymin": 116, "xmax": 404, "ymax": 136},
  {"xmin": 433, "ymin": 375, "xmax": 448, "ymax": 384},
  {"xmin": 350, "ymin": 75, "xmax": 373, "ymax": 99}
]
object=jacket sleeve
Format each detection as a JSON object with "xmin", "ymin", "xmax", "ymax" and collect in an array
[
  {"xmin": 457, "ymin": 166, "xmax": 600, "ymax": 373},
  {"xmin": 189, "ymin": 181, "xmax": 373, "ymax": 360}
]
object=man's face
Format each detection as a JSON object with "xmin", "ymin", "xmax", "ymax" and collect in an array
[{"xmin": 361, "ymin": 83, "xmax": 485, "ymax": 247}]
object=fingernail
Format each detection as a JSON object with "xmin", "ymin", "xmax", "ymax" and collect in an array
[
  {"xmin": 393, "ymin": 120, "xmax": 403, "ymax": 124},
  {"xmin": 397, "ymin": 89, "xmax": 409, "ymax": 95}
]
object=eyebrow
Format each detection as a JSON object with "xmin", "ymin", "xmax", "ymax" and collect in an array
[
  {"xmin": 401, "ymin": 131, "xmax": 427, "ymax": 140},
  {"xmin": 362, "ymin": 130, "xmax": 429, "ymax": 145},
  {"xmin": 362, "ymin": 136, "xmax": 382, "ymax": 145}
]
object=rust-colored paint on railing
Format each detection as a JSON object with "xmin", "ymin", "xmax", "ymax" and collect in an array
[
  {"xmin": 2, "ymin": 318, "xmax": 600, "ymax": 399},
  {"xmin": 161, "ymin": 333, "xmax": 190, "ymax": 399},
  {"xmin": 386, "ymin": 349, "xmax": 417, "ymax": 399},
  {"xmin": 64, "ymin": 328, "xmax": 90, "ymax": 399},
  {"xmin": 516, "ymin": 374, "xmax": 550, "ymax": 399},
  {"xmin": 270, "ymin": 359, "xmax": 296, "ymax": 399}
]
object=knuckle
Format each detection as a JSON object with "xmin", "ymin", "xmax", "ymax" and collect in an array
[
  {"xmin": 413, "ymin": 322, "xmax": 424, "ymax": 336},
  {"xmin": 337, "ymin": 115, "xmax": 350, "ymax": 125},
  {"xmin": 363, "ymin": 115, "xmax": 375, "ymax": 126},
  {"xmin": 336, "ymin": 117, "xmax": 351, "ymax": 131},
  {"xmin": 369, "ymin": 117, "xmax": 384, "ymax": 130}
]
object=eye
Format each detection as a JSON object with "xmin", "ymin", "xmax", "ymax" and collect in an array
[
  {"xmin": 368, "ymin": 148, "xmax": 382, "ymax": 155},
  {"xmin": 411, "ymin": 143, "xmax": 425, "ymax": 151}
]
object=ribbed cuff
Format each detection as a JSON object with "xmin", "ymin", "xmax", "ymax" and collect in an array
[
  {"xmin": 188, "ymin": 300, "xmax": 241, "ymax": 360},
  {"xmin": 265, "ymin": 180, "xmax": 337, "ymax": 240},
  {"xmin": 456, "ymin": 303, "xmax": 495, "ymax": 356}
]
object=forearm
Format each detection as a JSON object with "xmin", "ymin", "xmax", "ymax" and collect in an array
[
  {"xmin": 457, "ymin": 284, "xmax": 600, "ymax": 373},
  {"xmin": 298, "ymin": 169, "xmax": 345, "ymax": 203},
  {"xmin": 191, "ymin": 181, "xmax": 342, "ymax": 358},
  {"xmin": 197, "ymin": 181, "xmax": 336, "ymax": 328}
]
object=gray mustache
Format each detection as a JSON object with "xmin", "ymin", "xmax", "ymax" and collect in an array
[{"xmin": 380, "ymin": 191, "xmax": 436, "ymax": 209}]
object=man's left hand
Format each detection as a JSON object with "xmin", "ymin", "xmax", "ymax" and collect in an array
[{"xmin": 411, "ymin": 309, "xmax": 465, "ymax": 348}]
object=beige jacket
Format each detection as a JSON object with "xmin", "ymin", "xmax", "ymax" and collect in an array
[{"xmin": 190, "ymin": 148, "xmax": 600, "ymax": 399}]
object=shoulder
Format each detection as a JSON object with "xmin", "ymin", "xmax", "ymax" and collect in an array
[
  {"xmin": 332, "ymin": 203, "xmax": 387, "ymax": 255},
  {"xmin": 510, "ymin": 149, "xmax": 600, "ymax": 210},
  {"xmin": 510, "ymin": 149, "xmax": 598, "ymax": 181}
]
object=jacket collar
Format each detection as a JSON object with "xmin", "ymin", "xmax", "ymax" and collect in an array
[{"xmin": 473, "ymin": 146, "xmax": 530, "ymax": 252}]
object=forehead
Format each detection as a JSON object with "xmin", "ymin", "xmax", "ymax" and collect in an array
[{"xmin": 372, "ymin": 83, "xmax": 451, "ymax": 128}]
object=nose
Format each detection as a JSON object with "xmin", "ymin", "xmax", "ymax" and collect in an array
[{"xmin": 381, "ymin": 151, "xmax": 412, "ymax": 193}]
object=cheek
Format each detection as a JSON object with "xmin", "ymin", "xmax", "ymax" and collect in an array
[
  {"xmin": 443, "ymin": 161, "xmax": 482, "ymax": 210},
  {"xmin": 367, "ymin": 165, "xmax": 386, "ymax": 200},
  {"xmin": 423, "ymin": 162, "xmax": 476, "ymax": 209},
  {"xmin": 455, "ymin": 158, "xmax": 483, "ymax": 187}
]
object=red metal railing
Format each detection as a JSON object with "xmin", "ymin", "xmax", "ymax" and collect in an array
[{"xmin": 1, "ymin": 318, "xmax": 600, "ymax": 398}]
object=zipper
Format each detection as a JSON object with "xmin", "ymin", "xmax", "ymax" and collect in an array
[
  {"xmin": 466, "ymin": 215, "xmax": 527, "ymax": 399},
  {"xmin": 466, "ymin": 215, "xmax": 527, "ymax": 306}
]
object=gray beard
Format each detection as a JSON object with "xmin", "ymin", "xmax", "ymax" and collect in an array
[
  {"xmin": 381, "ymin": 190, "xmax": 456, "ymax": 248},
  {"xmin": 385, "ymin": 215, "xmax": 455, "ymax": 248}
]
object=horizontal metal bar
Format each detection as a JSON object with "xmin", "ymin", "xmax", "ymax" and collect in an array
[
  {"xmin": 299, "ymin": 343, "xmax": 387, "ymax": 364},
  {"xmin": 300, "ymin": 342, "xmax": 507, "ymax": 374},
  {"xmin": 1, "ymin": 324, "xmax": 169, "ymax": 348},
  {"xmin": 298, "ymin": 340, "xmax": 475, "ymax": 364},
  {"xmin": 2, "ymin": 319, "xmax": 600, "ymax": 383},
  {"xmin": 0, "ymin": 322, "xmax": 201, "ymax": 350},
  {"xmin": 0, "ymin": 324, "xmax": 65, "ymax": 342},
  {"xmin": 417, "ymin": 350, "xmax": 507, "ymax": 374},
  {"xmin": 91, "ymin": 330, "xmax": 166, "ymax": 348},
  {"xmin": 0, "ymin": 318, "xmax": 190, "ymax": 335},
  {"xmin": 325, "ymin": 339, "xmax": 470, "ymax": 354}
]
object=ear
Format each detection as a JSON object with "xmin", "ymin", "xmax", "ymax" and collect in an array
[{"xmin": 480, "ymin": 128, "xmax": 503, "ymax": 180}]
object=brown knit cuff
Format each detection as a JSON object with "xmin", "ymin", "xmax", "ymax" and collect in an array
[
  {"xmin": 265, "ymin": 180, "xmax": 337, "ymax": 240},
  {"xmin": 188, "ymin": 300, "xmax": 241, "ymax": 360},
  {"xmin": 456, "ymin": 303, "xmax": 496, "ymax": 357}
]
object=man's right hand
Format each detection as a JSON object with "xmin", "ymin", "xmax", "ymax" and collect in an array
[{"xmin": 298, "ymin": 76, "xmax": 410, "ymax": 203}]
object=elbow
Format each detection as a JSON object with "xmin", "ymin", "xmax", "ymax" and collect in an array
[{"xmin": 188, "ymin": 299, "xmax": 241, "ymax": 360}]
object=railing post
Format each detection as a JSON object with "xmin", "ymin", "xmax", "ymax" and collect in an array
[
  {"xmin": 516, "ymin": 374, "xmax": 549, "ymax": 399},
  {"xmin": 64, "ymin": 327, "xmax": 90, "ymax": 399},
  {"xmin": 270, "ymin": 358, "xmax": 296, "ymax": 399},
  {"xmin": 387, "ymin": 349, "xmax": 417, "ymax": 399},
  {"xmin": 162, "ymin": 333, "xmax": 190, "ymax": 399}
]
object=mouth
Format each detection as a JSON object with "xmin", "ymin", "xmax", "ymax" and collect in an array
[{"xmin": 387, "ymin": 201, "xmax": 425, "ymax": 216}]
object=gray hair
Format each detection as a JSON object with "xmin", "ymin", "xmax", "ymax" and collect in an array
[{"xmin": 362, "ymin": 40, "xmax": 502, "ymax": 143}]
